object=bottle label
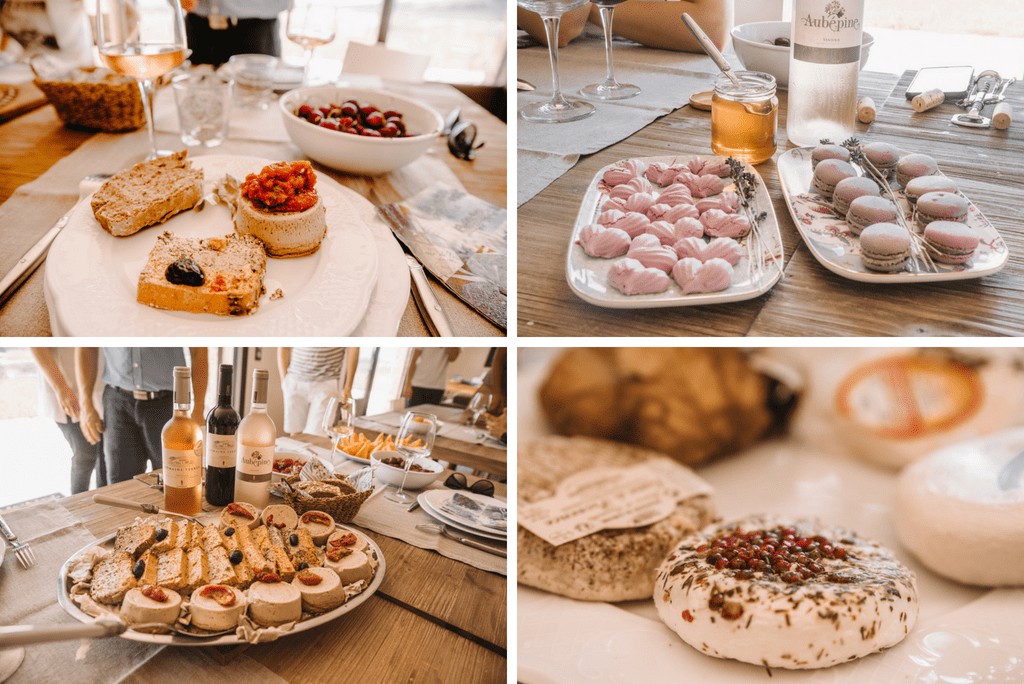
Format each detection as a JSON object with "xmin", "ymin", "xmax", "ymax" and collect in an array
[
  {"xmin": 206, "ymin": 433, "xmax": 236, "ymax": 469},
  {"xmin": 793, "ymin": 0, "xmax": 863, "ymax": 64},
  {"xmin": 237, "ymin": 443, "xmax": 273, "ymax": 475},
  {"xmin": 164, "ymin": 447, "xmax": 202, "ymax": 488}
]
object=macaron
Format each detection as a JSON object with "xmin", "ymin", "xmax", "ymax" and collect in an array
[
  {"xmin": 923, "ymin": 221, "xmax": 980, "ymax": 264},
  {"xmin": 811, "ymin": 144, "xmax": 851, "ymax": 169},
  {"xmin": 915, "ymin": 191, "xmax": 969, "ymax": 229},
  {"xmin": 859, "ymin": 223, "xmax": 911, "ymax": 272},
  {"xmin": 811, "ymin": 159, "xmax": 857, "ymax": 199},
  {"xmin": 896, "ymin": 153, "xmax": 938, "ymax": 186},
  {"xmin": 846, "ymin": 196, "xmax": 900, "ymax": 235},
  {"xmin": 862, "ymin": 142, "xmax": 899, "ymax": 178},
  {"xmin": 832, "ymin": 176, "xmax": 881, "ymax": 215},
  {"xmin": 904, "ymin": 175, "xmax": 958, "ymax": 205}
]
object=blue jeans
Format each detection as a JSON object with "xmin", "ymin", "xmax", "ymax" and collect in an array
[
  {"xmin": 56, "ymin": 421, "xmax": 106, "ymax": 495},
  {"xmin": 102, "ymin": 386, "xmax": 170, "ymax": 484}
]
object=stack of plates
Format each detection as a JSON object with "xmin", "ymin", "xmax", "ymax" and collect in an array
[{"xmin": 417, "ymin": 489, "xmax": 507, "ymax": 542}]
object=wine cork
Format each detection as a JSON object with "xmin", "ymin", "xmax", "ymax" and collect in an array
[
  {"xmin": 857, "ymin": 96, "xmax": 876, "ymax": 123},
  {"xmin": 911, "ymin": 88, "xmax": 945, "ymax": 113},
  {"xmin": 993, "ymin": 102, "xmax": 1013, "ymax": 130}
]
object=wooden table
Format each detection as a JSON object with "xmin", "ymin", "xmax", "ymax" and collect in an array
[
  {"xmin": 0, "ymin": 79, "xmax": 506, "ymax": 337},
  {"xmin": 353, "ymin": 403, "xmax": 507, "ymax": 478},
  {"xmin": 60, "ymin": 438, "xmax": 506, "ymax": 683},
  {"xmin": 519, "ymin": 69, "xmax": 1024, "ymax": 336}
]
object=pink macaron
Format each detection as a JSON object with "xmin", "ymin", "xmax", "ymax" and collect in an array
[
  {"xmin": 859, "ymin": 223, "xmax": 911, "ymax": 272},
  {"xmin": 904, "ymin": 175, "xmax": 958, "ymax": 205},
  {"xmin": 832, "ymin": 176, "xmax": 881, "ymax": 215},
  {"xmin": 845, "ymin": 196, "xmax": 900, "ymax": 235},
  {"xmin": 915, "ymin": 191, "xmax": 969, "ymax": 229},
  {"xmin": 862, "ymin": 142, "xmax": 899, "ymax": 178},
  {"xmin": 812, "ymin": 159, "xmax": 857, "ymax": 199},
  {"xmin": 896, "ymin": 153, "xmax": 938, "ymax": 186},
  {"xmin": 923, "ymin": 221, "xmax": 980, "ymax": 264},
  {"xmin": 811, "ymin": 144, "xmax": 851, "ymax": 169}
]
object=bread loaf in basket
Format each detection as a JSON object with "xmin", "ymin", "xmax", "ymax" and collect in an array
[
  {"xmin": 282, "ymin": 475, "xmax": 373, "ymax": 522},
  {"xmin": 33, "ymin": 64, "xmax": 145, "ymax": 132}
]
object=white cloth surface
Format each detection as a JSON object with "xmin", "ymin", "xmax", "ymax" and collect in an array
[
  {"xmin": 411, "ymin": 348, "xmax": 454, "ymax": 390},
  {"xmin": 282, "ymin": 373, "xmax": 340, "ymax": 435},
  {"xmin": 517, "ymin": 35, "xmax": 726, "ymax": 204}
]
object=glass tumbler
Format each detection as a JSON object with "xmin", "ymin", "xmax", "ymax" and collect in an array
[
  {"xmin": 228, "ymin": 53, "xmax": 278, "ymax": 110},
  {"xmin": 172, "ymin": 72, "xmax": 230, "ymax": 148},
  {"xmin": 711, "ymin": 71, "xmax": 778, "ymax": 165}
]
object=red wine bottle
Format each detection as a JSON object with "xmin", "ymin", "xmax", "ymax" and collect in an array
[{"xmin": 205, "ymin": 364, "xmax": 239, "ymax": 506}]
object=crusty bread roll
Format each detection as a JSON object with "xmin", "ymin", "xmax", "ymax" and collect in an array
[
  {"xmin": 518, "ymin": 436, "xmax": 716, "ymax": 601},
  {"xmin": 540, "ymin": 348, "xmax": 779, "ymax": 466}
]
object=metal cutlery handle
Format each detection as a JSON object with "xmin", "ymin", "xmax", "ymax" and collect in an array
[
  {"xmin": 441, "ymin": 526, "xmax": 506, "ymax": 557},
  {"xmin": 92, "ymin": 494, "xmax": 160, "ymax": 516},
  {"xmin": 0, "ymin": 618, "xmax": 125, "ymax": 648},
  {"xmin": 407, "ymin": 256, "xmax": 454, "ymax": 337},
  {"xmin": 0, "ymin": 213, "xmax": 72, "ymax": 307},
  {"xmin": 0, "ymin": 513, "xmax": 18, "ymax": 543}
]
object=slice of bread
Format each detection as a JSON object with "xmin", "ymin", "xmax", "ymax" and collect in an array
[
  {"xmin": 136, "ymin": 232, "xmax": 267, "ymax": 316},
  {"xmin": 90, "ymin": 552, "xmax": 137, "ymax": 604},
  {"xmin": 91, "ymin": 150, "xmax": 204, "ymax": 237},
  {"xmin": 114, "ymin": 521, "xmax": 156, "ymax": 558},
  {"xmin": 149, "ymin": 519, "xmax": 178, "ymax": 554}
]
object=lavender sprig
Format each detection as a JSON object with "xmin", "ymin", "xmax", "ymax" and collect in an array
[{"xmin": 726, "ymin": 157, "xmax": 782, "ymax": 285}]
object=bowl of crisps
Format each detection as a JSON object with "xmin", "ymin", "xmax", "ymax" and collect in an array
[{"xmin": 334, "ymin": 430, "xmax": 427, "ymax": 464}]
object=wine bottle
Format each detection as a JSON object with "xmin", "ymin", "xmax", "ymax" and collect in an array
[
  {"xmin": 205, "ymin": 364, "xmax": 239, "ymax": 506},
  {"xmin": 786, "ymin": 0, "xmax": 865, "ymax": 146},
  {"xmin": 235, "ymin": 368, "xmax": 275, "ymax": 508},
  {"xmin": 162, "ymin": 366, "xmax": 203, "ymax": 515}
]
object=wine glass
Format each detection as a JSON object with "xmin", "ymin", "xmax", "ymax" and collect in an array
[
  {"xmin": 466, "ymin": 389, "xmax": 492, "ymax": 437},
  {"xmin": 321, "ymin": 396, "xmax": 356, "ymax": 465},
  {"xmin": 384, "ymin": 411, "xmax": 437, "ymax": 505},
  {"xmin": 581, "ymin": 0, "xmax": 640, "ymax": 100},
  {"xmin": 94, "ymin": 0, "xmax": 189, "ymax": 160},
  {"xmin": 286, "ymin": 0, "xmax": 338, "ymax": 86},
  {"xmin": 518, "ymin": 0, "xmax": 595, "ymax": 123}
]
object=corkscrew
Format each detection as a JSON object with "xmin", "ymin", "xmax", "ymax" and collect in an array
[{"xmin": 952, "ymin": 70, "xmax": 1016, "ymax": 128}]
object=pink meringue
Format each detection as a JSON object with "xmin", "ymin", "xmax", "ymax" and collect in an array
[
  {"xmin": 646, "ymin": 203, "xmax": 672, "ymax": 221},
  {"xmin": 673, "ymin": 237, "xmax": 743, "ymax": 265},
  {"xmin": 696, "ymin": 192, "xmax": 742, "ymax": 215},
  {"xmin": 627, "ymin": 234, "xmax": 678, "ymax": 272},
  {"xmin": 577, "ymin": 223, "xmax": 631, "ymax": 258},
  {"xmin": 662, "ymin": 203, "xmax": 700, "ymax": 223},
  {"xmin": 646, "ymin": 219, "xmax": 702, "ymax": 246},
  {"xmin": 671, "ymin": 257, "xmax": 734, "ymax": 294},
  {"xmin": 601, "ymin": 159, "xmax": 647, "ymax": 187},
  {"xmin": 600, "ymin": 196, "xmax": 628, "ymax": 213},
  {"xmin": 610, "ymin": 211, "xmax": 650, "ymax": 238},
  {"xmin": 608, "ymin": 258, "xmax": 671, "ymax": 295},
  {"xmin": 645, "ymin": 162, "xmax": 673, "ymax": 186},
  {"xmin": 597, "ymin": 209, "xmax": 625, "ymax": 227},
  {"xmin": 701, "ymin": 209, "xmax": 752, "ymax": 238},
  {"xmin": 675, "ymin": 172, "xmax": 725, "ymax": 198},
  {"xmin": 657, "ymin": 183, "xmax": 694, "ymax": 207},
  {"xmin": 624, "ymin": 192, "xmax": 656, "ymax": 214},
  {"xmin": 686, "ymin": 158, "xmax": 732, "ymax": 177}
]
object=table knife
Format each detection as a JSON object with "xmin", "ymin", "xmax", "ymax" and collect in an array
[
  {"xmin": 441, "ymin": 525, "xmax": 506, "ymax": 557},
  {"xmin": 92, "ymin": 494, "xmax": 204, "ymax": 524},
  {"xmin": 407, "ymin": 254, "xmax": 454, "ymax": 336}
]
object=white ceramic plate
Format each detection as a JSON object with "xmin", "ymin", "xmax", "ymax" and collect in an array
[
  {"xmin": 44, "ymin": 155, "xmax": 379, "ymax": 336},
  {"xmin": 417, "ymin": 491, "xmax": 507, "ymax": 542},
  {"xmin": 565, "ymin": 155, "xmax": 784, "ymax": 308},
  {"xmin": 56, "ymin": 523, "xmax": 385, "ymax": 646},
  {"xmin": 419, "ymin": 489, "xmax": 507, "ymax": 537},
  {"xmin": 776, "ymin": 147, "xmax": 1008, "ymax": 283}
]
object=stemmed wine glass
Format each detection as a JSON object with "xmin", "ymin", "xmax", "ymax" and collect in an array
[
  {"xmin": 384, "ymin": 411, "xmax": 437, "ymax": 505},
  {"xmin": 94, "ymin": 0, "xmax": 189, "ymax": 160},
  {"xmin": 322, "ymin": 396, "xmax": 356, "ymax": 465},
  {"xmin": 466, "ymin": 389, "xmax": 492, "ymax": 438},
  {"xmin": 286, "ymin": 0, "xmax": 338, "ymax": 86},
  {"xmin": 517, "ymin": 0, "xmax": 595, "ymax": 123},
  {"xmin": 581, "ymin": 0, "xmax": 640, "ymax": 100}
]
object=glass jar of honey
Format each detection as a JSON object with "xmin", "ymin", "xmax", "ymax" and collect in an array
[{"xmin": 711, "ymin": 71, "xmax": 778, "ymax": 165}]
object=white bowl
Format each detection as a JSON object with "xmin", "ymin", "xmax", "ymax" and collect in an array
[
  {"xmin": 370, "ymin": 450, "xmax": 443, "ymax": 491},
  {"xmin": 279, "ymin": 86, "xmax": 444, "ymax": 176},
  {"xmin": 731, "ymin": 21, "xmax": 874, "ymax": 89}
]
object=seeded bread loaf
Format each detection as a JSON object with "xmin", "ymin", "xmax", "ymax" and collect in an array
[
  {"xmin": 91, "ymin": 150, "xmax": 204, "ymax": 237},
  {"xmin": 89, "ymin": 551, "xmax": 137, "ymax": 605},
  {"xmin": 136, "ymin": 231, "xmax": 267, "ymax": 316},
  {"xmin": 518, "ymin": 436, "xmax": 716, "ymax": 602}
]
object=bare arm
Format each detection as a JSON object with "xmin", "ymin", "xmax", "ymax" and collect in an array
[
  {"xmin": 517, "ymin": 4, "xmax": 590, "ymax": 48},
  {"xmin": 404, "ymin": 349, "xmax": 422, "ymax": 398},
  {"xmin": 32, "ymin": 348, "xmax": 80, "ymax": 421},
  {"xmin": 277, "ymin": 348, "xmax": 291, "ymax": 383},
  {"xmin": 342, "ymin": 348, "xmax": 359, "ymax": 401},
  {"xmin": 488, "ymin": 347, "xmax": 506, "ymax": 413},
  {"xmin": 601, "ymin": 0, "xmax": 733, "ymax": 53},
  {"xmin": 189, "ymin": 347, "xmax": 208, "ymax": 425},
  {"xmin": 446, "ymin": 348, "xmax": 461, "ymax": 362},
  {"xmin": 75, "ymin": 348, "xmax": 102, "ymax": 445}
]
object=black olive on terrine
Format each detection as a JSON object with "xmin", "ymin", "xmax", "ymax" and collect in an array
[
  {"xmin": 155, "ymin": 528, "xmax": 169, "ymax": 542},
  {"xmin": 132, "ymin": 559, "xmax": 145, "ymax": 579},
  {"xmin": 224, "ymin": 527, "xmax": 235, "ymax": 537},
  {"xmin": 289, "ymin": 533, "xmax": 299, "ymax": 546},
  {"xmin": 229, "ymin": 549, "xmax": 243, "ymax": 565},
  {"xmin": 165, "ymin": 257, "xmax": 205, "ymax": 286}
]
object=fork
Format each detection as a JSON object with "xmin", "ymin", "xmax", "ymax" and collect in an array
[{"xmin": 0, "ymin": 513, "xmax": 35, "ymax": 569}]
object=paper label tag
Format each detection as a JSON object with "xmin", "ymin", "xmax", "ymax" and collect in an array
[
  {"xmin": 163, "ymin": 447, "xmax": 202, "ymax": 488},
  {"xmin": 792, "ymin": 0, "xmax": 864, "ymax": 63},
  {"xmin": 206, "ymin": 433, "xmax": 236, "ymax": 469},
  {"xmin": 519, "ymin": 458, "xmax": 713, "ymax": 547},
  {"xmin": 237, "ymin": 443, "xmax": 273, "ymax": 475}
]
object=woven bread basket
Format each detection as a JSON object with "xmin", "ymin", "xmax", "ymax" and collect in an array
[
  {"xmin": 33, "ymin": 66, "xmax": 145, "ymax": 132},
  {"xmin": 283, "ymin": 475, "xmax": 373, "ymax": 522}
]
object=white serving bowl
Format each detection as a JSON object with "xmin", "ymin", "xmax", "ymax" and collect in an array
[
  {"xmin": 279, "ymin": 86, "xmax": 444, "ymax": 176},
  {"xmin": 731, "ymin": 21, "xmax": 874, "ymax": 89},
  {"xmin": 370, "ymin": 450, "xmax": 443, "ymax": 490}
]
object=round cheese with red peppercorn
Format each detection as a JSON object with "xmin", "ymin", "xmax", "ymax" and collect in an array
[
  {"xmin": 291, "ymin": 566, "xmax": 346, "ymax": 612},
  {"xmin": 654, "ymin": 515, "xmax": 918, "ymax": 670},
  {"xmin": 261, "ymin": 504, "xmax": 299, "ymax": 532},
  {"xmin": 298, "ymin": 510, "xmax": 336, "ymax": 546},
  {"xmin": 247, "ymin": 576, "xmax": 302, "ymax": 627},
  {"xmin": 121, "ymin": 585, "xmax": 182, "ymax": 626},
  {"xmin": 190, "ymin": 584, "xmax": 248, "ymax": 632}
]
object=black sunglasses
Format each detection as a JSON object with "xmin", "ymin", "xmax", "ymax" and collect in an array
[
  {"xmin": 444, "ymin": 472, "xmax": 495, "ymax": 496},
  {"xmin": 444, "ymin": 109, "xmax": 485, "ymax": 161}
]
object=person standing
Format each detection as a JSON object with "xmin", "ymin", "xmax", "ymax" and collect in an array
[
  {"xmin": 278, "ymin": 347, "xmax": 359, "ymax": 436},
  {"xmin": 77, "ymin": 348, "xmax": 207, "ymax": 484},
  {"xmin": 181, "ymin": 0, "xmax": 290, "ymax": 66},
  {"xmin": 404, "ymin": 348, "xmax": 460, "ymax": 407},
  {"xmin": 31, "ymin": 348, "xmax": 106, "ymax": 494}
]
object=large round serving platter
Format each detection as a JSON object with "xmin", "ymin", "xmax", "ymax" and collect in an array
[
  {"xmin": 565, "ymin": 154, "xmax": 784, "ymax": 309},
  {"xmin": 44, "ymin": 155, "xmax": 380, "ymax": 336},
  {"xmin": 776, "ymin": 146, "xmax": 1008, "ymax": 283},
  {"xmin": 56, "ymin": 523, "xmax": 386, "ymax": 646}
]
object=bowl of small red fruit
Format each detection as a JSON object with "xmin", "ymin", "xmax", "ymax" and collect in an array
[{"xmin": 280, "ymin": 86, "xmax": 444, "ymax": 176}]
